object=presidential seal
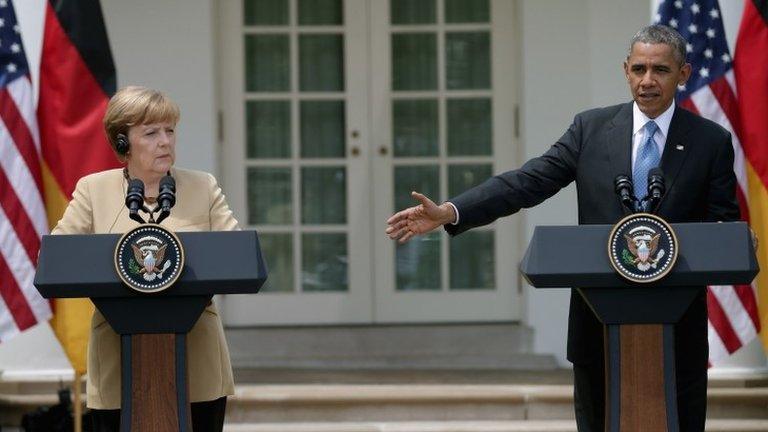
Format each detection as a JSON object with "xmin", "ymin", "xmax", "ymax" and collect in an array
[
  {"xmin": 114, "ymin": 224, "xmax": 185, "ymax": 293},
  {"xmin": 608, "ymin": 213, "xmax": 678, "ymax": 284}
]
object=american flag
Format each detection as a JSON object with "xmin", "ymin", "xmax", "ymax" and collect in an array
[
  {"xmin": 0, "ymin": 0, "xmax": 51, "ymax": 342},
  {"xmin": 656, "ymin": 0, "xmax": 762, "ymax": 364}
]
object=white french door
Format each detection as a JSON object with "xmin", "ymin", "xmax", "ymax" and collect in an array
[
  {"xmin": 370, "ymin": 0, "xmax": 519, "ymax": 322},
  {"xmin": 219, "ymin": 0, "xmax": 519, "ymax": 325}
]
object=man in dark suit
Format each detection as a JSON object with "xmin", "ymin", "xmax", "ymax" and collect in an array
[{"xmin": 386, "ymin": 25, "xmax": 739, "ymax": 432}]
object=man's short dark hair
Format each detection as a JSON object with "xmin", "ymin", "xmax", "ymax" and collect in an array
[{"xmin": 629, "ymin": 25, "xmax": 687, "ymax": 65}]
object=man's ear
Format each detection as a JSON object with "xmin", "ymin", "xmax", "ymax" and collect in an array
[
  {"xmin": 623, "ymin": 60, "xmax": 630, "ymax": 81},
  {"xmin": 678, "ymin": 62, "xmax": 692, "ymax": 85}
]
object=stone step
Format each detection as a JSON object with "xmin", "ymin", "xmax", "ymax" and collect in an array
[
  {"xmin": 1, "ymin": 375, "xmax": 766, "ymax": 427},
  {"xmin": 226, "ymin": 324, "xmax": 558, "ymax": 370},
  {"xmin": 223, "ymin": 421, "xmax": 578, "ymax": 432},
  {"xmin": 222, "ymin": 420, "xmax": 768, "ymax": 432},
  {"xmin": 225, "ymin": 384, "xmax": 768, "ymax": 423}
]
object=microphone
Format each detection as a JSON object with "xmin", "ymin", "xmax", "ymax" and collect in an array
[
  {"xmin": 646, "ymin": 168, "xmax": 665, "ymax": 214},
  {"xmin": 614, "ymin": 175, "xmax": 636, "ymax": 214},
  {"xmin": 158, "ymin": 175, "xmax": 176, "ymax": 213},
  {"xmin": 155, "ymin": 175, "xmax": 176, "ymax": 224},
  {"xmin": 125, "ymin": 178, "xmax": 146, "ymax": 224}
]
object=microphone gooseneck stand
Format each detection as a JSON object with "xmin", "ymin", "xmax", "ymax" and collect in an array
[
  {"xmin": 124, "ymin": 172, "xmax": 177, "ymax": 224},
  {"xmin": 613, "ymin": 168, "xmax": 665, "ymax": 215}
]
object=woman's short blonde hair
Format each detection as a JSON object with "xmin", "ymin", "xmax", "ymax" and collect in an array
[{"xmin": 103, "ymin": 86, "xmax": 180, "ymax": 158}]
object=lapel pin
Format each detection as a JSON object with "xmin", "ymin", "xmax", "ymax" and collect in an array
[{"xmin": 676, "ymin": 145, "xmax": 684, "ymax": 151}]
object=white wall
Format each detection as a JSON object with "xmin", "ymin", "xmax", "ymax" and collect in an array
[
  {"xmin": 0, "ymin": 0, "xmax": 219, "ymax": 376},
  {"xmin": 101, "ymin": 0, "xmax": 219, "ymax": 173}
]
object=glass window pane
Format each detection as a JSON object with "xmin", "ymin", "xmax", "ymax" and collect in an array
[
  {"xmin": 299, "ymin": 34, "xmax": 344, "ymax": 91},
  {"xmin": 394, "ymin": 165, "xmax": 439, "ymax": 211},
  {"xmin": 450, "ymin": 231, "xmax": 494, "ymax": 289},
  {"xmin": 446, "ymin": 32, "xmax": 490, "ymax": 89},
  {"xmin": 244, "ymin": 0, "xmax": 289, "ymax": 25},
  {"xmin": 396, "ymin": 233, "xmax": 441, "ymax": 290},
  {"xmin": 392, "ymin": 33, "xmax": 437, "ymax": 91},
  {"xmin": 298, "ymin": 0, "xmax": 343, "ymax": 25},
  {"xmin": 447, "ymin": 98, "xmax": 492, "ymax": 156},
  {"xmin": 393, "ymin": 99, "xmax": 438, "ymax": 157},
  {"xmin": 448, "ymin": 164, "xmax": 492, "ymax": 197},
  {"xmin": 245, "ymin": 34, "xmax": 290, "ymax": 92},
  {"xmin": 259, "ymin": 233, "xmax": 294, "ymax": 292},
  {"xmin": 300, "ymin": 100, "xmax": 346, "ymax": 157},
  {"xmin": 247, "ymin": 167, "xmax": 292, "ymax": 224},
  {"xmin": 301, "ymin": 167, "xmax": 346, "ymax": 224},
  {"xmin": 445, "ymin": 0, "xmax": 489, "ymax": 23},
  {"xmin": 394, "ymin": 165, "xmax": 440, "ymax": 291},
  {"xmin": 391, "ymin": 0, "xmax": 436, "ymax": 24},
  {"xmin": 246, "ymin": 101, "xmax": 291, "ymax": 159},
  {"xmin": 302, "ymin": 233, "xmax": 348, "ymax": 291}
]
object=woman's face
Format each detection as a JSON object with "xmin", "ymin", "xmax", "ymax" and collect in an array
[{"xmin": 125, "ymin": 121, "xmax": 176, "ymax": 177}]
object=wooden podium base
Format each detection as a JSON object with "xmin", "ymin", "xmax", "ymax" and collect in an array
[
  {"xmin": 605, "ymin": 324, "xmax": 678, "ymax": 432},
  {"xmin": 120, "ymin": 334, "xmax": 192, "ymax": 432}
]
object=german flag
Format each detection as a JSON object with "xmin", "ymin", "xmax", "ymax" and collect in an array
[
  {"xmin": 38, "ymin": 0, "xmax": 119, "ymax": 375},
  {"xmin": 734, "ymin": 0, "xmax": 768, "ymax": 352}
]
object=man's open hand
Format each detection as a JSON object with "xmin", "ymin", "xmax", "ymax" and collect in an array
[{"xmin": 386, "ymin": 191, "xmax": 456, "ymax": 244}]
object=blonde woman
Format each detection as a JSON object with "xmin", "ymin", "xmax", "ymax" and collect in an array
[{"xmin": 52, "ymin": 86, "xmax": 236, "ymax": 431}]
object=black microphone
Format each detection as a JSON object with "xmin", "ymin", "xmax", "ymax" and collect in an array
[
  {"xmin": 647, "ymin": 168, "xmax": 665, "ymax": 214},
  {"xmin": 155, "ymin": 175, "xmax": 176, "ymax": 224},
  {"xmin": 158, "ymin": 175, "xmax": 176, "ymax": 213},
  {"xmin": 125, "ymin": 178, "xmax": 146, "ymax": 224},
  {"xmin": 614, "ymin": 175, "xmax": 636, "ymax": 214}
]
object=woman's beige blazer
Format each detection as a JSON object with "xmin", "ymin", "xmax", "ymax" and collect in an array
[{"xmin": 51, "ymin": 167, "xmax": 237, "ymax": 409}]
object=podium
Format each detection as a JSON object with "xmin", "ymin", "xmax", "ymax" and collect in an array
[
  {"xmin": 520, "ymin": 222, "xmax": 758, "ymax": 432},
  {"xmin": 34, "ymin": 230, "xmax": 267, "ymax": 432}
]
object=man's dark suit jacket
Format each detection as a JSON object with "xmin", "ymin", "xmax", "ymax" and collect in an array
[{"xmin": 445, "ymin": 101, "xmax": 740, "ymax": 365}]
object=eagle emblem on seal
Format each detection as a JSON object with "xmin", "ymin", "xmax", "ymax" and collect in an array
[
  {"xmin": 623, "ymin": 226, "xmax": 666, "ymax": 272},
  {"xmin": 129, "ymin": 236, "xmax": 173, "ymax": 281}
]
